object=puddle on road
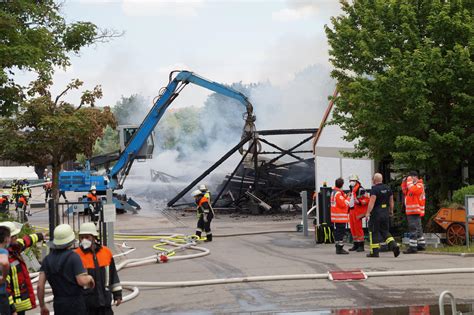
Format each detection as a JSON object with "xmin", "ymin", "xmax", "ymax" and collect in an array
[{"xmin": 276, "ymin": 303, "xmax": 474, "ymax": 315}]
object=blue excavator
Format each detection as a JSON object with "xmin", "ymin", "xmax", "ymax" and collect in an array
[{"xmin": 59, "ymin": 70, "xmax": 257, "ymax": 212}]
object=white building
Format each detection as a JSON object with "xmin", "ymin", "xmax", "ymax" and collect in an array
[{"xmin": 314, "ymin": 122, "xmax": 374, "ymax": 192}]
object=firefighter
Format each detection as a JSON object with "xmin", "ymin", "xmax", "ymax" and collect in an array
[
  {"xmin": 75, "ymin": 223, "xmax": 122, "ymax": 314},
  {"xmin": 192, "ymin": 189, "xmax": 214, "ymax": 242},
  {"xmin": 199, "ymin": 184, "xmax": 211, "ymax": 202},
  {"xmin": 0, "ymin": 225, "xmax": 14, "ymax": 315},
  {"xmin": 21, "ymin": 179, "xmax": 31, "ymax": 198},
  {"xmin": 0, "ymin": 221, "xmax": 44, "ymax": 314},
  {"xmin": 10, "ymin": 180, "xmax": 18, "ymax": 204},
  {"xmin": 86, "ymin": 186, "xmax": 100, "ymax": 221},
  {"xmin": 16, "ymin": 192, "xmax": 29, "ymax": 221},
  {"xmin": 402, "ymin": 171, "xmax": 426, "ymax": 254},
  {"xmin": 330, "ymin": 178, "xmax": 350, "ymax": 254},
  {"xmin": 43, "ymin": 178, "xmax": 52, "ymax": 204},
  {"xmin": 365, "ymin": 173, "xmax": 400, "ymax": 258},
  {"xmin": 347, "ymin": 175, "xmax": 369, "ymax": 252},
  {"xmin": 38, "ymin": 224, "xmax": 94, "ymax": 315},
  {"xmin": 0, "ymin": 192, "xmax": 9, "ymax": 214}
]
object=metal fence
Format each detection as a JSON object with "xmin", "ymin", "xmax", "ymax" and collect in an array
[{"xmin": 49, "ymin": 200, "xmax": 107, "ymax": 245}]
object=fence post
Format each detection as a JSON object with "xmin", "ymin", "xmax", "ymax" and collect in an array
[
  {"xmin": 105, "ymin": 189, "xmax": 115, "ymax": 250},
  {"xmin": 301, "ymin": 191, "xmax": 308, "ymax": 237},
  {"xmin": 48, "ymin": 199, "xmax": 56, "ymax": 241}
]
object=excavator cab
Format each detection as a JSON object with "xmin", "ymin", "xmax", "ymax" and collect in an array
[{"xmin": 118, "ymin": 125, "xmax": 154, "ymax": 160}]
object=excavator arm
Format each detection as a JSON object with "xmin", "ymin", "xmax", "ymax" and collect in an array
[{"xmin": 109, "ymin": 70, "xmax": 256, "ymax": 189}]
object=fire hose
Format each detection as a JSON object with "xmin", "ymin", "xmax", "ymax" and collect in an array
[{"xmin": 27, "ymin": 231, "xmax": 474, "ymax": 307}]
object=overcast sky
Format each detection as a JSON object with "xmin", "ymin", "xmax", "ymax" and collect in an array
[{"xmin": 48, "ymin": 0, "xmax": 342, "ymax": 109}]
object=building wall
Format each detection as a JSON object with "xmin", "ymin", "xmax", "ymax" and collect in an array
[{"xmin": 314, "ymin": 122, "xmax": 374, "ymax": 191}]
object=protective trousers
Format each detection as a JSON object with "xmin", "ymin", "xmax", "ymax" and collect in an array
[
  {"xmin": 368, "ymin": 212, "xmax": 396, "ymax": 255},
  {"xmin": 53, "ymin": 296, "xmax": 86, "ymax": 315},
  {"xmin": 333, "ymin": 223, "xmax": 346, "ymax": 246},
  {"xmin": 407, "ymin": 214, "xmax": 425, "ymax": 250},
  {"xmin": 349, "ymin": 210, "xmax": 364, "ymax": 242},
  {"xmin": 196, "ymin": 212, "xmax": 214, "ymax": 240}
]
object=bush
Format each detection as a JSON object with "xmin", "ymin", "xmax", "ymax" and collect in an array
[{"xmin": 452, "ymin": 185, "xmax": 474, "ymax": 205}]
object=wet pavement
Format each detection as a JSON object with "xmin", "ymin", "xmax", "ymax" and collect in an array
[{"xmin": 23, "ymin": 190, "xmax": 474, "ymax": 315}]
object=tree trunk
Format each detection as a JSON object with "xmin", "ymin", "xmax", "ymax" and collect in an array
[{"xmin": 51, "ymin": 163, "xmax": 60, "ymax": 202}]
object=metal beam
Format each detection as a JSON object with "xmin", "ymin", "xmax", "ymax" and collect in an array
[
  {"xmin": 258, "ymin": 138, "xmax": 307, "ymax": 164},
  {"xmin": 167, "ymin": 135, "xmax": 251, "ymax": 207},
  {"xmin": 212, "ymin": 140, "xmax": 255, "ymax": 207},
  {"xmin": 264, "ymin": 135, "xmax": 315, "ymax": 166},
  {"xmin": 257, "ymin": 128, "xmax": 317, "ymax": 136}
]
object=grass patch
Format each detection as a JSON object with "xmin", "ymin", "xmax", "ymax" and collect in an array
[{"xmin": 425, "ymin": 245, "xmax": 474, "ymax": 253}]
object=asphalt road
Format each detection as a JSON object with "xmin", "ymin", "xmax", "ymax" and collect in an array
[{"xmin": 25, "ymin": 194, "xmax": 474, "ymax": 314}]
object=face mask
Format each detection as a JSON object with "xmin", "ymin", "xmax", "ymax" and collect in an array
[
  {"xmin": 81, "ymin": 239, "xmax": 92, "ymax": 250},
  {"xmin": 349, "ymin": 181, "xmax": 356, "ymax": 186}
]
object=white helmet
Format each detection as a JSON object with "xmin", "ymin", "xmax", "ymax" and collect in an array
[
  {"xmin": 198, "ymin": 184, "xmax": 208, "ymax": 192},
  {"xmin": 52, "ymin": 224, "xmax": 76, "ymax": 248},
  {"xmin": 90, "ymin": 185, "xmax": 97, "ymax": 191},
  {"xmin": 191, "ymin": 189, "xmax": 203, "ymax": 197},
  {"xmin": 79, "ymin": 222, "xmax": 98, "ymax": 237},
  {"xmin": 0, "ymin": 221, "xmax": 21, "ymax": 236},
  {"xmin": 349, "ymin": 174, "xmax": 359, "ymax": 181}
]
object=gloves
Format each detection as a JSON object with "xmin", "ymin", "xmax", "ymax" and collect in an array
[
  {"xmin": 349, "ymin": 194, "xmax": 355, "ymax": 208},
  {"xmin": 203, "ymin": 214, "xmax": 208, "ymax": 223}
]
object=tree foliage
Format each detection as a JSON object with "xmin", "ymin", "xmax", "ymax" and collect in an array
[
  {"xmin": 0, "ymin": 80, "xmax": 116, "ymax": 199},
  {"xmin": 326, "ymin": 0, "xmax": 474, "ymax": 203},
  {"xmin": 0, "ymin": 0, "xmax": 121, "ymax": 116}
]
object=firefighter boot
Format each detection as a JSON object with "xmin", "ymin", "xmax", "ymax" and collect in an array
[
  {"xmin": 336, "ymin": 244, "xmax": 349, "ymax": 255},
  {"xmin": 348, "ymin": 242, "xmax": 359, "ymax": 251},
  {"xmin": 205, "ymin": 234, "xmax": 213, "ymax": 242},
  {"xmin": 366, "ymin": 247, "xmax": 379, "ymax": 258},
  {"xmin": 356, "ymin": 242, "xmax": 365, "ymax": 252},
  {"xmin": 195, "ymin": 230, "xmax": 202, "ymax": 239},
  {"xmin": 387, "ymin": 241, "xmax": 400, "ymax": 257}
]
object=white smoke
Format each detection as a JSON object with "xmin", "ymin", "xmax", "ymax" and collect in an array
[{"xmin": 122, "ymin": 64, "xmax": 336, "ymax": 205}]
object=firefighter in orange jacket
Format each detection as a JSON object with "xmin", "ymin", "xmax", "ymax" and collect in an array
[
  {"xmin": 86, "ymin": 186, "xmax": 100, "ymax": 221},
  {"xmin": 331, "ymin": 178, "xmax": 350, "ymax": 254},
  {"xmin": 75, "ymin": 223, "xmax": 122, "ymax": 315},
  {"xmin": 402, "ymin": 171, "xmax": 426, "ymax": 254},
  {"xmin": 0, "ymin": 221, "xmax": 44, "ymax": 314},
  {"xmin": 347, "ymin": 175, "xmax": 369, "ymax": 252},
  {"xmin": 0, "ymin": 192, "xmax": 9, "ymax": 214},
  {"xmin": 192, "ymin": 190, "xmax": 214, "ymax": 242}
]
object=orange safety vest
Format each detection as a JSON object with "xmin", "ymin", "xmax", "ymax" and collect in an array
[
  {"xmin": 330, "ymin": 187, "xmax": 349, "ymax": 223},
  {"xmin": 404, "ymin": 177, "xmax": 425, "ymax": 216},
  {"xmin": 351, "ymin": 182, "xmax": 369, "ymax": 217},
  {"xmin": 87, "ymin": 193, "xmax": 98, "ymax": 202}
]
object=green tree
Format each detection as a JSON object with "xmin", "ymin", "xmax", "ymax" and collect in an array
[
  {"xmin": 326, "ymin": 0, "xmax": 474, "ymax": 206},
  {"xmin": 0, "ymin": 79, "xmax": 116, "ymax": 201},
  {"xmin": 0, "ymin": 0, "xmax": 121, "ymax": 116},
  {"xmin": 112, "ymin": 94, "xmax": 148, "ymax": 125},
  {"xmin": 93, "ymin": 125, "xmax": 120, "ymax": 156}
]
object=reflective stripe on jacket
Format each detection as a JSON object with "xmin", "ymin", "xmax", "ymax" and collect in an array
[
  {"xmin": 7, "ymin": 233, "xmax": 44, "ymax": 312},
  {"xmin": 404, "ymin": 177, "xmax": 425, "ymax": 216},
  {"xmin": 330, "ymin": 187, "xmax": 349, "ymax": 223},
  {"xmin": 75, "ymin": 245, "xmax": 122, "ymax": 308},
  {"xmin": 350, "ymin": 182, "xmax": 369, "ymax": 217}
]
